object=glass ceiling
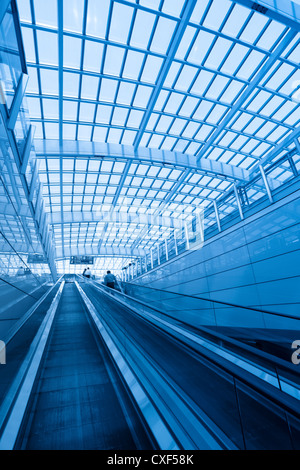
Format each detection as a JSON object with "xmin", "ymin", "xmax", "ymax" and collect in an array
[{"xmin": 14, "ymin": 0, "xmax": 300, "ymax": 276}]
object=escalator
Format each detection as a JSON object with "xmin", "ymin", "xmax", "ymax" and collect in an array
[
  {"xmin": 1, "ymin": 276, "xmax": 299, "ymax": 450},
  {"xmin": 79, "ymin": 277, "xmax": 300, "ymax": 450},
  {"xmin": 14, "ymin": 282, "xmax": 153, "ymax": 450}
]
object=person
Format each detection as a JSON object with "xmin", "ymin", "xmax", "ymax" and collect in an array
[
  {"xmin": 16, "ymin": 266, "xmax": 25, "ymax": 276},
  {"xmin": 104, "ymin": 270, "xmax": 116, "ymax": 289},
  {"xmin": 82, "ymin": 267, "xmax": 91, "ymax": 279}
]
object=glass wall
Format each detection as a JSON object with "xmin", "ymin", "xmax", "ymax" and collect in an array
[{"xmin": 0, "ymin": 1, "xmax": 53, "ymax": 338}]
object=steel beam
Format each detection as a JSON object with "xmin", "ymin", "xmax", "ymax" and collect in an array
[{"xmin": 34, "ymin": 139, "xmax": 251, "ymax": 182}]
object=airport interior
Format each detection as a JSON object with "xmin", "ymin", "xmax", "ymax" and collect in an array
[{"xmin": 0, "ymin": 0, "xmax": 299, "ymax": 451}]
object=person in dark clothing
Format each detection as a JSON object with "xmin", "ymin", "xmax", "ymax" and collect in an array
[
  {"xmin": 82, "ymin": 267, "xmax": 91, "ymax": 279},
  {"xmin": 104, "ymin": 270, "xmax": 116, "ymax": 289}
]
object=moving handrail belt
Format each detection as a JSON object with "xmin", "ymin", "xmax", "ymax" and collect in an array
[{"xmin": 87, "ymin": 278, "xmax": 300, "ymax": 406}]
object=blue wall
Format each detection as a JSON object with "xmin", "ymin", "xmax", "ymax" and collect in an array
[{"xmin": 135, "ymin": 183, "xmax": 300, "ymax": 328}]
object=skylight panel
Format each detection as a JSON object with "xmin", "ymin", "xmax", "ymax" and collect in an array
[
  {"xmin": 271, "ymin": 100, "xmax": 297, "ymax": 121},
  {"xmin": 161, "ymin": 136, "xmax": 177, "ymax": 150},
  {"xmin": 93, "ymin": 126, "xmax": 108, "ymax": 142},
  {"xmin": 237, "ymin": 49, "xmax": 266, "ymax": 80},
  {"xmin": 63, "ymin": 72, "xmax": 80, "ymax": 97},
  {"xmin": 204, "ymin": 37, "xmax": 233, "ymax": 70},
  {"xmin": 175, "ymin": 65, "xmax": 198, "ymax": 92},
  {"xmin": 195, "ymin": 124, "xmax": 214, "ymax": 141},
  {"xmin": 254, "ymin": 121, "xmax": 277, "ymax": 139},
  {"xmin": 77, "ymin": 125, "xmax": 92, "ymax": 141},
  {"xmin": 220, "ymin": 43, "xmax": 250, "ymax": 76},
  {"xmin": 40, "ymin": 69, "xmax": 58, "ymax": 96},
  {"xmin": 80, "ymin": 74, "xmax": 99, "ymax": 100},
  {"xmin": 256, "ymin": 21, "xmax": 286, "ymax": 50},
  {"xmin": 220, "ymin": 80, "xmax": 245, "ymax": 105},
  {"xmin": 79, "ymin": 102, "xmax": 96, "ymax": 122},
  {"xmin": 175, "ymin": 26, "xmax": 196, "ymax": 60},
  {"xmin": 181, "ymin": 121, "xmax": 199, "ymax": 138},
  {"xmin": 141, "ymin": 55, "xmax": 163, "ymax": 84},
  {"xmin": 96, "ymin": 105, "xmax": 112, "ymax": 124},
  {"xmin": 190, "ymin": 0, "xmax": 210, "ymax": 24},
  {"xmin": 162, "ymin": 0, "xmax": 185, "ymax": 17},
  {"xmin": 130, "ymin": 9, "xmax": 156, "ymax": 49},
  {"xmin": 178, "ymin": 96, "xmax": 198, "ymax": 117},
  {"xmin": 117, "ymin": 81, "xmax": 136, "ymax": 106},
  {"xmin": 284, "ymin": 108, "xmax": 300, "ymax": 126},
  {"xmin": 111, "ymin": 105, "xmax": 129, "ymax": 126},
  {"xmin": 123, "ymin": 50, "xmax": 145, "ymax": 80},
  {"xmin": 155, "ymin": 115, "xmax": 173, "ymax": 133},
  {"xmin": 243, "ymin": 116, "xmax": 265, "ymax": 134},
  {"xmin": 104, "ymin": 45, "xmax": 125, "ymax": 76},
  {"xmin": 63, "ymin": 0, "xmax": 84, "ymax": 34},
  {"xmin": 42, "ymin": 98, "xmax": 59, "ymax": 120},
  {"xmin": 263, "ymin": 62, "xmax": 295, "ymax": 91},
  {"xmin": 279, "ymin": 69, "xmax": 300, "ymax": 96},
  {"xmin": 26, "ymin": 96, "xmax": 41, "ymax": 118},
  {"xmin": 86, "ymin": 0, "xmax": 110, "ymax": 39},
  {"xmin": 203, "ymin": 0, "xmax": 232, "ymax": 31},
  {"xmin": 206, "ymin": 104, "xmax": 228, "ymax": 124},
  {"xmin": 63, "ymin": 35, "xmax": 82, "ymax": 69},
  {"xmin": 18, "ymin": 0, "xmax": 32, "ymax": 23},
  {"xmin": 246, "ymin": 89, "xmax": 272, "ymax": 113},
  {"xmin": 63, "ymin": 124, "xmax": 76, "ymax": 140},
  {"xmin": 169, "ymin": 118, "xmax": 187, "ymax": 135},
  {"xmin": 150, "ymin": 17, "xmax": 176, "ymax": 55},
  {"xmin": 205, "ymin": 75, "xmax": 229, "ymax": 100},
  {"xmin": 36, "ymin": 30, "xmax": 58, "ymax": 66},
  {"xmin": 109, "ymin": 2, "xmax": 134, "ymax": 44},
  {"xmin": 99, "ymin": 78, "xmax": 118, "ymax": 102},
  {"xmin": 133, "ymin": 85, "xmax": 152, "ymax": 108},
  {"xmin": 21, "ymin": 27, "xmax": 36, "ymax": 63},
  {"xmin": 285, "ymin": 41, "xmax": 300, "ymax": 64},
  {"xmin": 63, "ymin": 100, "xmax": 78, "ymax": 120},
  {"xmin": 240, "ymin": 12, "xmax": 269, "ymax": 45},
  {"xmin": 121, "ymin": 130, "xmax": 136, "ymax": 145},
  {"xmin": 27, "ymin": 66, "xmax": 39, "ymax": 94},
  {"xmin": 127, "ymin": 109, "xmax": 144, "ymax": 128},
  {"xmin": 83, "ymin": 41, "xmax": 104, "ymax": 73},
  {"xmin": 188, "ymin": 30, "xmax": 215, "ymax": 66},
  {"xmin": 33, "ymin": 0, "xmax": 58, "ymax": 28},
  {"xmin": 251, "ymin": 141, "xmax": 272, "ymax": 157},
  {"xmin": 191, "ymin": 70, "xmax": 214, "ymax": 97},
  {"xmin": 148, "ymin": 134, "xmax": 164, "ymax": 148}
]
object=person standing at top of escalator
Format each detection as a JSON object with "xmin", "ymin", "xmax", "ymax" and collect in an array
[
  {"xmin": 104, "ymin": 270, "xmax": 116, "ymax": 289},
  {"xmin": 82, "ymin": 267, "xmax": 91, "ymax": 279}
]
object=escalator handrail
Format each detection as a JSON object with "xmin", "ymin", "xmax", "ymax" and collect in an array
[
  {"xmin": 88, "ymin": 276, "xmax": 300, "ymax": 377},
  {"xmin": 2, "ymin": 275, "xmax": 64, "ymax": 347},
  {"xmin": 83, "ymin": 277, "xmax": 300, "ymax": 422}
]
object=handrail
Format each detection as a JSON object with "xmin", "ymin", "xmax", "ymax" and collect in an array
[
  {"xmin": 90, "ymin": 278, "xmax": 299, "ymax": 374},
  {"xmin": 122, "ymin": 281, "xmax": 300, "ymax": 321},
  {"xmin": 82, "ymin": 278, "xmax": 300, "ymax": 421},
  {"xmin": 2, "ymin": 275, "xmax": 64, "ymax": 347}
]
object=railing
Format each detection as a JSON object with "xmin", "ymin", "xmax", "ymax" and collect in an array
[
  {"xmin": 120, "ymin": 280, "xmax": 300, "ymax": 331},
  {"xmin": 82, "ymin": 276, "xmax": 300, "ymax": 450}
]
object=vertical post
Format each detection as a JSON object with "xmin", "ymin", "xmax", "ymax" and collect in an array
[
  {"xmin": 157, "ymin": 244, "xmax": 161, "ymax": 265},
  {"xmin": 234, "ymin": 184, "xmax": 244, "ymax": 220},
  {"xmin": 150, "ymin": 249, "xmax": 154, "ymax": 269},
  {"xmin": 165, "ymin": 238, "xmax": 169, "ymax": 261},
  {"xmin": 213, "ymin": 200, "xmax": 221, "ymax": 232},
  {"xmin": 174, "ymin": 230, "xmax": 178, "ymax": 256},
  {"xmin": 259, "ymin": 164, "xmax": 273, "ymax": 203},
  {"xmin": 197, "ymin": 211, "xmax": 204, "ymax": 243},
  {"xmin": 184, "ymin": 221, "xmax": 190, "ymax": 250}
]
